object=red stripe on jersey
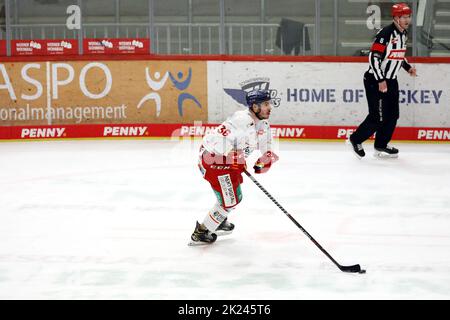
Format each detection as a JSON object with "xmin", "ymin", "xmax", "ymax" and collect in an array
[{"xmin": 371, "ymin": 42, "xmax": 386, "ymax": 53}]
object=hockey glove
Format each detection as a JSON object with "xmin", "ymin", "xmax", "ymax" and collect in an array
[
  {"xmin": 229, "ymin": 150, "xmax": 247, "ymax": 173},
  {"xmin": 253, "ymin": 151, "xmax": 279, "ymax": 174}
]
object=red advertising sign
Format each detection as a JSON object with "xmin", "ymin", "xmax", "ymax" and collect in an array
[
  {"xmin": 11, "ymin": 39, "xmax": 78, "ymax": 56},
  {"xmin": 1, "ymin": 124, "xmax": 449, "ymax": 141},
  {"xmin": 45, "ymin": 39, "xmax": 78, "ymax": 55},
  {"xmin": 83, "ymin": 38, "xmax": 150, "ymax": 54},
  {"xmin": 11, "ymin": 40, "xmax": 44, "ymax": 55},
  {"xmin": 9, "ymin": 38, "xmax": 148, "ymax": 56},
  {"xmin": 0, "ymin": 40, "xmax": 6, "ymax": 56}
]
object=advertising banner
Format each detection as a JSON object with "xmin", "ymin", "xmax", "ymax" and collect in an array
[
  {"xmin": 207, "ymin": 61, "xmax": 450, "ymax": 128},
  {"xmin": 83, "ymin": 38, "xmax": 150, "ymax": 55},
  {"xmin": 0, "ymin": 60, "xmax": 207, "ymax": 126},
  {"xmin": 1, "ymin": 59, "xmax": 449, "ymax": 141},
  {"xmin": 11, "ymin": 39, "xmax": 78, "ymax": 56},
  {"xmin": 1, "ymin": 123, "xmax": 449, "ymax": 141},
  {"xmin": 45, "ymin": 39, "xmax": 78, "ymax": 55}
]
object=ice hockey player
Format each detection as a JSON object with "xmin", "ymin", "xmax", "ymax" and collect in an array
[
  {"xmin": 348, "ymin": 2, "xmax": 417, "ymax": 159},
  {"xmin": 189, "ymin": 89, "xmax": 279, "ymax": 245}
]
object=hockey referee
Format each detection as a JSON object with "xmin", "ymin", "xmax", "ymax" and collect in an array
[{"xmin": 348, "ymin": 2, "xmax": 417, "ymax": 159}]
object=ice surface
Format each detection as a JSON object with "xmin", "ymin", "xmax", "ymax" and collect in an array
[{"xmin": 0, "ymin": 139, "xmax": 449, "ymax": 299}]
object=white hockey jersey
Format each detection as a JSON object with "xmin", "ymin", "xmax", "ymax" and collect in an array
[{"xmin": 202, "ymin": 109, "xmax": 273, "ymax": 158}]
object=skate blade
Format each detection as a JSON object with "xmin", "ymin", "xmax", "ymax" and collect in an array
[
  {"xmin": 215, "ymin": 230, "xmax": 233, "ymax": 236},
  {"xmin": 373, "ymin": 152, "xmax": 398, "ymax": 159},
  {"xmin": 352, "ymin": 152, "xmax": 363, "ymax": 160},
  {"xmin": 346, "ymin": 139, "xmax": 363, "ymax": 160},
  {"xmin": 188, "ymin": 240, "xmax": 215, "ymax": 246}
]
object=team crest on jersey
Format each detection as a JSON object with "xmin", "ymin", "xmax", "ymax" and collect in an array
[{"xmin": 223, "ymin": 77, "xmax": 281, "ymax": 108}]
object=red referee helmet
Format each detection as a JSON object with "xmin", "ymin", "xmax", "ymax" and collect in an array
[{"xmin": 392, "ymin": 3, "xmax": 412, "ymax": 17}]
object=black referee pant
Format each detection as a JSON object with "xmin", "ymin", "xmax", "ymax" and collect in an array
[{"xmin": 350, "ymin": 71, "xmax": 399, "ymax": 148}]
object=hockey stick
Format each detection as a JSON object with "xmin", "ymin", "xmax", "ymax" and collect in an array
[{"xmin": 244, "ymin": 170, "xmax": 366, "ymax": 274}]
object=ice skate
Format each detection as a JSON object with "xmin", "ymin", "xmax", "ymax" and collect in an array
[
  {"xmin": 188, "ymin": 221, "xmax": 217, "ymax": 246},
  {"xmin": 215, "ymin": 218, "xmax": 235, "ymax": 236},
  {"xmin": 347, "ymin": 137, "xmax": 365, "ymax": 159},
  {"xmin": 374, "ymin": 145, "xmax": 399, "ymax": 159}
]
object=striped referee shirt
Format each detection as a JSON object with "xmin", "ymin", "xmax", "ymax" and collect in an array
[{"xmin": 367, "ymin": 22, "xmax": 412, "ymax": 82}]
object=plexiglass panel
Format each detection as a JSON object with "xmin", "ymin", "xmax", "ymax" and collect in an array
[{"xmin": 0, "ymin": 0, "xmax": 448, "ymax": 56}]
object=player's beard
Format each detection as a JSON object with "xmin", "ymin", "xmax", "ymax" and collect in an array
[
  {"xmin": 252, "ymin": 104, "xmax": 270, "ymax": 120},
  {"xmin": 256, "ymin": 110, "xmax": 270, "ymax": 120}
]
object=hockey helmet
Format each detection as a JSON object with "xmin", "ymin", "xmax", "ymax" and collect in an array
[
  {"xmin": 246, "ymin": 89, "xmax": 271, "ymax": 107},
  {"xmin": 391, "ymin": 3, "xmax": 411, "ymax": 17}
]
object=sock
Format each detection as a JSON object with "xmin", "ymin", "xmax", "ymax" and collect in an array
[{"xmin": 202, "ymin": 203, "xmax": 230, "ymax": 232}]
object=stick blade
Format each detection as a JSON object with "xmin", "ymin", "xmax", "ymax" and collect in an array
[{"xmin": 339, "ymin": 264, "xmax": 365, "ymax": 273}]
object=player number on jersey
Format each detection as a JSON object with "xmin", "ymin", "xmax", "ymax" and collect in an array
[{"xmin": 218, "ymin": 125, "xmax": 231, "ymax": 136}]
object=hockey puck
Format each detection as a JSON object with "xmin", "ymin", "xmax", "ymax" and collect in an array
[{"xmin": 359, "ymin": 269, "xmax": 366, "ymax": 274}]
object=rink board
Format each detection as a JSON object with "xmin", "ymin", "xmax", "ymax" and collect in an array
[
  {"xmin": 206, "ymin": 61, "xmax": 450, "ymax": 128},
  {"xmin": 0, "ymin": 123, "xmax": 449, "ymax": 141},
  {"xmin": 1, "ymin": 57, "xmax": 450, "ymax": 141},
  {"xmin": 0, "ymin": 60, "xmax": 208, "ymax": 126}
]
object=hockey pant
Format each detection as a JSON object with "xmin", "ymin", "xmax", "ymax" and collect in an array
[
  {"xmin": 198, "ymin": 146, "xmax": 243, "ymax": 232},
  {"xmin": 351, "ymin": 72, "xmax": 399, "ymax": 148}
]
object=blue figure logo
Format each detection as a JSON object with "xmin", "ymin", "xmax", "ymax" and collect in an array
[{"xmin": 169, "ymin": 68, "xmax": 202, "ymax": 117}]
